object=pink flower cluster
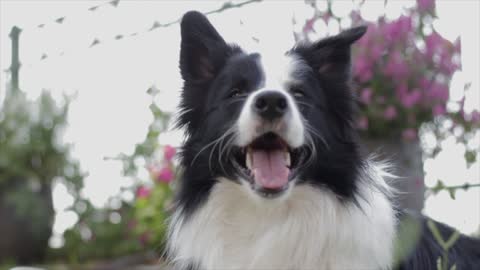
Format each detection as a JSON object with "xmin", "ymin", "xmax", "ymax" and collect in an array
[
  {"xmin": 164, "ymin": 145, "xmax": 176, "ymax": 161},
  {"xmin": 136, "ymin": 186, "xmax": 151, "ymax": 199},
  {"xmin": 148, "ymin": 145, "xmax": 177, "ymax": 184},
  {"xmin": 135, "ymin": 145, "xmax": 177, "ymax": 200},
  {"xmin": 417, "ymin": 0, "xmax": 435, "ymax": 13},
  {"xmin": 349, "ymin": 0, "xmax": 463, "ymax": 139},
  {"xmin": 131, "ymin": 145, "xmax": 178, "ymax": 246}
]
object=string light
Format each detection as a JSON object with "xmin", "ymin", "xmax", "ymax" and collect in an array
[
  {"xmin": 20, "ymin": 0, "xmax": 122, "ymax": 33},
  {"xmin": 5, "ymin": 0, "xmax": 262, "ymax": 71}
]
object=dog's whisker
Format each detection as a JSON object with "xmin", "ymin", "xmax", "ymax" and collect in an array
[
  {"xmin": 296, "ymin": 101, "xmax": 315, "ymax": 109},
  {"xmin": 205, "ymin": 126, "xmax": 236, "ymax": 175},
  {"xmin": 305, "ymin": 123, "xmax": 329, "ymax": 150},
  {"xmin": 191, "ymin": 135, "xmax": 225, "ymax": 167},
  {"xmin": 221, "ymin": 135, "xmax": 236, "ymax": 162},
  {"xmin": 191, "ymin": 126, "xmax": 236, "ymax": 176},
  {"xmin": 208, "ymin": 136, "xmax": 223, "ymax": 175},
  {"xmin": 301, "ymin": 134, "xmax": 317, "ymax": 169},
  {"xmin": 218, "ymin": 131, "xmax": 236, "ymax": 175}
]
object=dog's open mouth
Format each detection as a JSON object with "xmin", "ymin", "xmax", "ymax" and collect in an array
[{"xmin": 233, "ymin": 132, "xmax": 301, "ymax": 198}]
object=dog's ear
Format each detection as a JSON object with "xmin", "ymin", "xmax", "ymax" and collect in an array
[
  {"xmin": 294, "ymin": 26, "xmax": 367, "ymax": 79},
  {"xmin": 180, "ymin": 11, "xmax": 229, "ymax": 83}
]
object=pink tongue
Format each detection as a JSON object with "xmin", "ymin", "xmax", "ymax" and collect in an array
[{"xmin": 251, "ymin": 150, "xmax": 290, "ymax": 189}]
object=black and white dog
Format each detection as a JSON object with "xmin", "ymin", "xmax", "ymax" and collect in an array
[{"xmin": 167, "ymin": 11, "xmax": 480, "ymax": 270}]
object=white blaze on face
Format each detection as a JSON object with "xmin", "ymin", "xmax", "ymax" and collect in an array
[
  {"xmin": 236, "ymin": 51, "xmax": 306, "ymax": 148},
  {"xmin": 259, "ymin": 51, "xmax": 304, "ymax": 90}
]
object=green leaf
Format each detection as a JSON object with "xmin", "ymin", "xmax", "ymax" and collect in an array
[
  {"xmin": 447, "ymin": 188, "xmax": 456, "ymax": 200},
  {"xmin": 464, "ymin": 150, "xmax": 476, "ymax": 165},
  {"xmin": 436, "ymin": 257, "xmax": 442, "ymax": 270},
  {"xmin": 392, "ymin": 215, "xmax": 422, "ymax": 268},
  {"xmin": 431, "ymin": 180, "xmax": 445, "ymax": 194},
  {"xmin": 444, "ymin": 230, "xmax": 460, "ymax": 250},
  {"xmin": 428, "ymin": 220, "xmax": 461, "ymax": 251},
  {"xmin": 428, "ymin": 220, "xmax": 447, "ymax": 249}
]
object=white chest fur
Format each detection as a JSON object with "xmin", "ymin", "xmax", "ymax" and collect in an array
[{"xmin": 168, "ymin": 174, "xmax": 396, "ymax": 270}]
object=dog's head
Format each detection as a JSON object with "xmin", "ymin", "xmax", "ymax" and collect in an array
[{"xmin": 177, "ymin": 11, "xmax": 366, "ymax": 200}]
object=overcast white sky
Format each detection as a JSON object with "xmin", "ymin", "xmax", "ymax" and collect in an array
[{"xmin": 1, "ymin": 0, "xmax": 479, "ymax": 241}]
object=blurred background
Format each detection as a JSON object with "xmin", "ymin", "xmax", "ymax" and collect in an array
[{"xmin": 0, "ymin": 0, "xmax": 479, "ymax": 269}]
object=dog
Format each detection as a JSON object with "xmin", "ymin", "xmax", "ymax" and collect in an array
[{"xmin": 166, "ymin": 11, "xmax": 480, "ymax": 270}]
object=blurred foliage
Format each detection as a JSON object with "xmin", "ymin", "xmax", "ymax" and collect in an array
[
  {"xmin": 0, "ymin": 89, "xmax": 84, "ymax": 264},
  {"xmin": 48, "ymin": 199, "xmax": 145, "ymax": 263},
  {"xmin": 49, "ymin": 88, "xmax": 176, "ymax": 262},
  {"xmin": 0, "ymin": 90, "xmax": 83, "ymax": 194},
  {"xmin": 115, "ymin": 88, "xmax": 176, "ymax": 250}
]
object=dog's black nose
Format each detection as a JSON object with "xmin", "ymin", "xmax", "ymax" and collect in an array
[{"xmin": 253, "ymin": 91, "xmax": 288, "ymax": 120}]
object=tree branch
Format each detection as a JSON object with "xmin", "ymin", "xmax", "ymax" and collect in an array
[{"xmin": 428, "ymin": 180, "xmax": 480, "ymax": 199}]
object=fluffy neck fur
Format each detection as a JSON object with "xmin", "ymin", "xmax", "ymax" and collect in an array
[{"xmin": 167, "ymin": 162, "xmax": 397, "ymax": 270}]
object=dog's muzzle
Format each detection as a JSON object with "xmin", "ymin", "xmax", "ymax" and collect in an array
[{"xmin": 234, "ymin": 89, "xmax": 305, "ymax": 198}]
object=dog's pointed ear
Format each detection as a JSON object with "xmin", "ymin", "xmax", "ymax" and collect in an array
[
  {"xmin": 294, "ymin": 26, "xmax": 367, "ymax": 78},
  {"xmin": 180, "ymin": 11, "xmax": 229, "ymax": 82}
]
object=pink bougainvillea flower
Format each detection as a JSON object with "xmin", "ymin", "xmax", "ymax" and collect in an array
[
  {"xmin": 384, "ymin": 51, "xmax": 409, "ymax": 80},
  {"xmin": 353, "ymin": 55, "xmax": 373, "ymax": 82},
  {"xmin": 438, "ymin": 50, "xmax": 460, "ymax": 76},
  {"xmin": 357, "ymin": 116, "xmax": 369, "ymax": 130},
  {"xmin": 369, "ymin": 42, "xmax": 384, "ymax": 61},
  {"xmin": 303, "ymin": 17, "xmax": 316, "ymax": 34},
  {"xmin": 417, "ymin": 0, "xmax": 435, "ymax": 13},
  {"xmin": 384, "ymin": 16, "xmax": 412, "ymax": 44},
  {"xmin": 467, "ymin": 110, "xmax": 480, "ymax": 123},
  {"xmin": 164, "ymin": 145, "xmax": 176, "ymax": 161},
  {"xmin": 425, "ymin": 32, "xmax": 444, "ymax": 58},
  {"xmin": 402, "ymin": 128, "xmax": 417, "ymax": 141},
  {"xmin": 358, "ymin": 69, "xmax": 373, "ymax": 83},
  {"xmin": 136, "ymin": 186, "xmax": 151, "ymax": 199},
  {"xmin": 157, "ymin": 166, "xmax": 174, "ymax": 183},
  {"xmin": 320, "ymin": 13, "xmax": 331, "ymax": 24},
  {"xmin": 401, "ymin": 89, "xmax": 422, "ymax": 109},
  {"xmin": 360, "ymin": 88, "xmax": 373, "ymax": 104},
  {"xmin": 383, "ymin": 105, "xmax": 398, "ymax": 120},
  {"xmin": 419, "ymin": 77, "xmax": 431, "ymax": 90},
  {"xmin": 453, "ymin": 37, "xmax": 461, "ymax": 54},
  {"xmin": 432, "ymin": 104, "xmax": 446, "ymax": 116},
  {"xmin": 396, "ymin": 83, "xmax": 408, "ymax": 97},
  {"xmin": 428, "ymin": 83, "xmax": 449, "ymax": 102}
]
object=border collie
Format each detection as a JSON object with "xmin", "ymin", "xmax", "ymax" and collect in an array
[{"xmin": 167, "ymin": 11, "xmax": 480, "ymax": 270}]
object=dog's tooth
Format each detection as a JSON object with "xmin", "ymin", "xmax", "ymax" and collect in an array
[
  {"xmin": 246, "ymin": 148, "xmax": 253, "ymax": 170},
  {"xmin": 285, "ymin": 151, "xmax": 291, "ymax": 167}
]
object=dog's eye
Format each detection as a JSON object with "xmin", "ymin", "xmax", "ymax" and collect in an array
[
  {"xmin": 229, "ymin": 80, "xmax": 248, "ymax": 98},
  {"xmin": 291, "ymin": 87, "xmax": 305, "ymax": 98},
  {"xmin": 229, "ymin": 88, "xmax": 245, "ymax": 98}
]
